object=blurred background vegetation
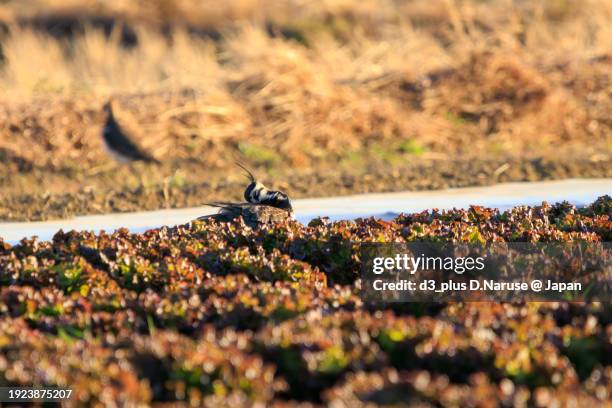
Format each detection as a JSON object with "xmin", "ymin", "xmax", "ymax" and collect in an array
[{"xmin": 0, "ymin": 0, "xmax": 610, "ymax": 220}]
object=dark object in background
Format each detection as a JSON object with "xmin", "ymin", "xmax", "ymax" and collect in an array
[{"xmin": 102, "ymin": 100, "xmax": 160, "ymax": 164}]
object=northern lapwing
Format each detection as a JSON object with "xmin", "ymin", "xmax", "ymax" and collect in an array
[{"xmin": 198, "ymin": 163, "xmax": 294, "ymax": 228}]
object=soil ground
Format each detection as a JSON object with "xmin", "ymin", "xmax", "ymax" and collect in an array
[{"xmin": 1, "ymin": 153, "xmax": 610, "ymax": 221}]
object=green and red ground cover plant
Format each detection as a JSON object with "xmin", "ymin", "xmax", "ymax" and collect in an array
[{"xmin": 0, "ymin": 196, "xmax": 610, "ymax": 406}]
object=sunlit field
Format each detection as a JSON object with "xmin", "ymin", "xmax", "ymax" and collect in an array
[{"xmin": 0, "ymin": 1, "xmax": 611, "ymax": 406}]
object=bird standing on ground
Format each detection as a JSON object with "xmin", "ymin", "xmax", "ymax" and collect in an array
[{"xmin": 101, "ymin": 100, "xmax": 160, "ymax": 164}]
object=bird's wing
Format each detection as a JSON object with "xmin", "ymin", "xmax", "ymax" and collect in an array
[
  {"xmin": 197, "ymin": 203, "xmax": 292, "ymax": 226},
  {"xmin": 198, "ymin": 202, "xmax": 246, "ymax": 217},
  {"xmin": 205, "ymin": 201, "xmax": 250, "ymax": 210}
]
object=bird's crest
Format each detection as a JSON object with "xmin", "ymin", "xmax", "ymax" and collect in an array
[{"xmin": 235, "ymin": 161, "xmax": 256, "ymax": 182}]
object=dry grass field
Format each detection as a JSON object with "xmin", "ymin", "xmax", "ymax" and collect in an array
[{"xmin": 0, "ymin": 0, "xmax": 610, "ymax": 220}]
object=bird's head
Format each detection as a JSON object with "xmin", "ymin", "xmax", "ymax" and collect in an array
[{"xmin": 244, "ymin": 181, "xmax": 259, "ymax": 202}]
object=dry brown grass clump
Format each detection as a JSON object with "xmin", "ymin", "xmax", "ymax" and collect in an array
[{"xmin": 0, "ymin": 1, "xmax": 609, "ymax": 159}]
